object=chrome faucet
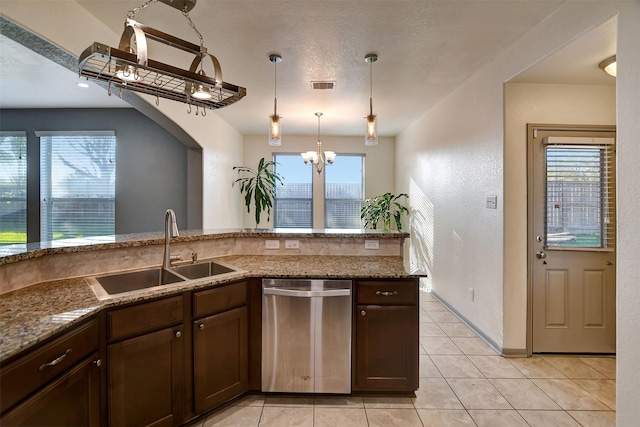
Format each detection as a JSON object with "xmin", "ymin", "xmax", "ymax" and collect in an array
[{"xmin": 163, "ymin": 209, "xmax": 179, "ymax": 269}]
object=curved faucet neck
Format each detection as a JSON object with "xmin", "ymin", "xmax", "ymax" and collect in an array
[{"xmin": 163, "ymin": 209, "xmax": 179, "ymax": 269}]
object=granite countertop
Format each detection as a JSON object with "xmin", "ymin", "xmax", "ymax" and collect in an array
[
  {"xmin": 0, "ymin": 254, "xmax": 419, "ymax": 363},
  {"xmin": 0, "ymin": 229, "xmax": 408, "ymax": 266}
]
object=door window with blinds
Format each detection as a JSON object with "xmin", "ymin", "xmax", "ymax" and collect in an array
[
  {"xmin": 38, "ymin": 132, "xmax": 116, "ymax": 241},
  {"xmin": 544, "ymin": 136, "xmax": 615, "ymax": 250},
  {"xmin": 0, "ymin": 132, "xmax": 27, "ymax": 244},
  {"xmin": 324, "ymin": 155, "xmax": 364, "ymax": 228}
]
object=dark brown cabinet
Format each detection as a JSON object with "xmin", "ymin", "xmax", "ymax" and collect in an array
[
  {"xmin": 354, "ymin": 279, "xmax": 419, "ymax": 392},
  {"xmin": 0, "ymin": 318, "xmax": 101, "ymax": 426},
  {"xmin": 106, "ymin": 296, "xmax": 185, "ymax": 427},
  {"xmin": 192, "ymin": 281, "xmax": 249, "ymax": 413}
]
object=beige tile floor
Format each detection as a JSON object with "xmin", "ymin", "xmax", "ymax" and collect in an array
[{"xmin": 192, "ymin": 290, "xmax": 616, "ymax": 427}]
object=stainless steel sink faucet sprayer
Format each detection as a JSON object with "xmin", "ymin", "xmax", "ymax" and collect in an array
[{"xmin": 163, "ymin": 209, "xmax": 180, "ymax": 269}]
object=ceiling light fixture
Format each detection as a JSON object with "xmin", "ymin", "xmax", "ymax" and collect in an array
[
  {"xmin": 598, "ymin": 55, "xmax": 617, "ymax": 77},
  {"xmin": 268, "ymin": 54, "xmax": 283, "ymax": 146},
  {"xmin": 78, "ymin": 0, "xmax": 246, "ymax": 114},
  {"xmin": 365, "ymin": 53, "xmax": 378, "ymax": 146},
  {"xmin": 301, "ymin": 112, "xmax": 336, "ymax": 175}
]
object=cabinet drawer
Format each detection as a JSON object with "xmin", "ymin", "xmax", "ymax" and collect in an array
[
  {"xmin": 107, "ymin": 295, "xmax": 183, "ymax": 342},
  {"xmin": 356, "ymin": 280, "xmax": 417, "ymax": 305},
  {"xmin": 193, "ymin": 281, "xmax": 247, "ymax": 318},
  {"xmin": 0, "ymin": 318, "xmax": 99, "ymax": 414}
]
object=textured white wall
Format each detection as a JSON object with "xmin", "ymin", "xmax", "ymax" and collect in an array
[
  {"xmin": 241, "ymin": 134, "xmax": 395, "ymax": 229},
  {"xmin": 396, "ymin": 65, "xmax": 505, "ymax": 346},
  {"xmin": 503, "ymin": 83, "xmax": 616, "ymax": 350},
  {"xmin": 614, "ymin": 4, "xmax": 640, "ymax": 425}
]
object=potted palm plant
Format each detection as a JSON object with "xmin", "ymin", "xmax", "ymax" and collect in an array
[
  {"xmin": 361, "ymin": 192, "xmax": 409, "ymax": 231},
  {"xmin": 233, "ymin": 158, "xmax": 284, "ymax": 227}
]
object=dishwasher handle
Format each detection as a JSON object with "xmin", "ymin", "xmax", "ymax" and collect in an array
[{"xmin": 263, "ymin": 287, "xmax": 350, "ymax": 298}]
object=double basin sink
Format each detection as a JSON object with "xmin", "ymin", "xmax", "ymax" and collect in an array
[{"xmin": 87, "ymin": 260, "xmax": 238, "ymax": 299}]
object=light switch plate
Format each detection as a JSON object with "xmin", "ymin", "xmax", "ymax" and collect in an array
[{"xmin": 486, "ymin": 195, "xmax": 497, "ymax": 209}]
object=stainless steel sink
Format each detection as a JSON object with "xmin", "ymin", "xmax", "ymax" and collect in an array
[
  {"xmin": 171, "ymin": 261, "xmax": 236, "ymax": 280},
  {"xmin": 87, "ymin": 260, "xmax": 239, "ymax": 299},
  {"xmin": 90, "ymin": 267, "xmax": 185, "ymax": 296}
]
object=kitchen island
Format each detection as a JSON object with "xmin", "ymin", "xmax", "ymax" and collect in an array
[{"xmin": 0, "ymin": 229, "xmax": 423, "ymax": 426}]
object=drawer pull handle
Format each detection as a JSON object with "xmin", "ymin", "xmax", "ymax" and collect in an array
[
  {"xmin": 199, "ymin": 324, "xmax": 205, "ymax": 330},
  {"xmin": 39, "ymin": 349, "xmax": 71, "ymax": 371},
  {"xmin": 376, "ymin": 290, "xmax": 399, "ymax": 296},
  {"xmin": 361, "ymin": 310, "xmax": 366, "ymax": 316},
  {"xmin": 175, "ymin": 331, "xmax": 182, "ymax": 338},
  {"xmin": 93, "ymin": 359, "xmax": 102, "ymax": 367}
]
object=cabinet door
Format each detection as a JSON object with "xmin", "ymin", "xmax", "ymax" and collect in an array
[
  {"xmin": 1, "ymin": 353, "xmax": 101, "ymax": 426},
  {"xmin": 355, "ymin": 305, "xmax": 418, "ymax": 391},
  {"xmin": 108, "ymin": 326, "xmax": 184, "ymax": 427},
  {"xmin": 193, "ymin": 306, "xmax": 248, "ymax": 413}
]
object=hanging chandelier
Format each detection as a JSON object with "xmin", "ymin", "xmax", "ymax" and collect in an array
[
  {"xmin": 364, "ymin": 53, "xmax": 378, "ymax": 145},
  {"xmin": 301, "ymin": 112, "xmax": 336, "ymax": 175},
  {"xmin": 268, "ymin": 54, "xmax": 283, "ymax": 146},
  {"xmin": 78, "ymin": 0, "xmax": 246, "ymax": 114}
]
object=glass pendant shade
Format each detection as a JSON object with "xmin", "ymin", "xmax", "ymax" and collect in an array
[
  {"xmin": 269, "ymin": 114, "xmax": 281, "ymax": 146},
  {"xmin": 325, "ymin": 151, "xmax": 336, "ymax": 164},
  {"xmin": 365, "ymin": 114, "xmax": 378, "ymax": 146},
  {"xmin": 268, "ymin": 54, "xmax": 283, "ymax": 146}
]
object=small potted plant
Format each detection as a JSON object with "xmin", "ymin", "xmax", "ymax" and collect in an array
[
  {"xmin": 361, "ymin": 192, "xmax": 409, "ymax": 231},
  {"xmin": 233, "ymin": 158, "xmax": 284, "ymax": 227}
]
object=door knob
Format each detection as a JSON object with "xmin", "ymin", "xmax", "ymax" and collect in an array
[{"xmin": 536, "ymin": 251, "xmax": 546, "ymax": 259}]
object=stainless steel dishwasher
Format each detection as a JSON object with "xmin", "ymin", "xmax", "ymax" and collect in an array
[{"xmin": 262, "ymin": 278, "xmax": 352, "ymax": 394}]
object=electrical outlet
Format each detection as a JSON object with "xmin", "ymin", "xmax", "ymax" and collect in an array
[
  {"xmin": 285, "ymin": 240, "xmax": 300, "ymax": 249},
  {"xmin": 469, "ymin": 288, "xmax": 475, "ymax": 302},
  {"xmin": 265, "ymin": 240, "xmax": 280, "ymax": 249},
  {"xmin": 365, "ymin": 240, "xmax": 379, "ymax": 250},
  {"xmin": 486, "ymin": 195, "xmax": 497, "ymax": 209}
]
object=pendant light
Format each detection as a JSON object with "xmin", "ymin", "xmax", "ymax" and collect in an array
[
  {"xmin": 269, "ymin": 54, "xmax": 283, "ymax": 146},
  {"xmin": 301, "ymin": 112, "xmax": 336, "ymax": 174},
  {"xmin": 365, "ymin": 53, "xmax": 378, "ymax": 146}
]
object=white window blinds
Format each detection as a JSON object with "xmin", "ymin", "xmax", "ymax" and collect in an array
[
  {"xmin": 544, "ymin": 137, "xmax": 615, "ymax": 249},
  {"xmin": 38, "ymin": 132, "xmax": 116, "ymax": 241},
  {"xmin": 324, "ymin": 155, "xmax": 364, "ymax": 229},
  {"xmin": 274, "ymin": 154, "xmax": 313, "ymax": 228},
  {"xmin": 0, "ymin": 132, "xmax": 27, "ymax": 244}
]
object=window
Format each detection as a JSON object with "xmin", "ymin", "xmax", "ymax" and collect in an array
[
  {"xmin": 544, "ymin": 137, "xmax": 615, "ymax": 249},
  {"xmin": 38, "ymin": 132, "xmax": 116, "ymax": 241},
  {"xmin": 273, "ymin": 154, "xmax": 312, "ymax": 228},
  {"xmin": 325, "ymin": 155, "xmax": 364, "ymax": 228},
  {"xmin": 0, "ymin": 132, "xmax": 27, "ymax": 244}
]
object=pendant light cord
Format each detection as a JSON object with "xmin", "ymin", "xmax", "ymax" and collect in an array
[
  {"xmin": 274, "ymin": 59, "xmax": 278, "ymax": 115},
  {"xmin": 369, "ymin": 59, "xmax": 374, "ymax": 115}
]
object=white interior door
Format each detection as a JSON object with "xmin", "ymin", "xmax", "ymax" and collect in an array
[{"xmin": 528, "ymin": 124, "xmax": 616, "ymax": 354}]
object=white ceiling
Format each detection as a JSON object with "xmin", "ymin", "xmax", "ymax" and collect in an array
[{"xmin": 0, "ymin": 1, "xmax": 616, "ymax": 137}]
